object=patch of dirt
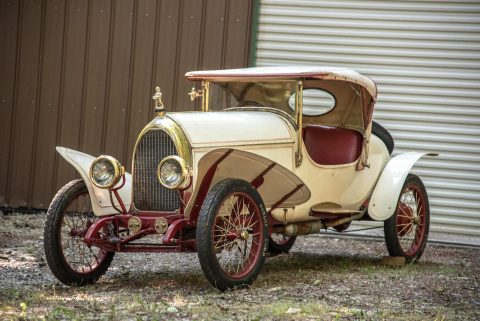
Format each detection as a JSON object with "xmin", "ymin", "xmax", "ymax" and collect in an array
[{"xmin": 1, "ymin": 213, "xmax": 479, "ymax": 320}]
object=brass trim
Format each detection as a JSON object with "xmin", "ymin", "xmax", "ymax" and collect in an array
[
  {"xmin": 132, "ymin": 117, "xmax": 192, "ymax": 166},
  {"xmin": 128, "ymin": 216, "xmax": 142, "ymax": 234},
  {"xmin": 295, "ymin": 80, "xmax": 304, "ymax": 167},
  {"xmin": 154, "ymin": 217, "xmax": 168, "ymax": 234},
  {"xmin": 157, "ymin": 155, "xmax": 190, "ymax": 190},
  {"xmin": 187, "ymin": 80, "xmax": 210, "ymax": 112},
  {"xmin": 131, "ymin": 116, "xmax": 193, "ymax": 212},
  {"xmin": 202, "ymin": 80, "xmax": 209, "ymax": 111},
  {"xmin": 188, "ymin": 87, "xmax": 203, "ymax": 101},
  {"xmin": 89, "ymin": 155, "xmax": 125, "ymax": 189}
]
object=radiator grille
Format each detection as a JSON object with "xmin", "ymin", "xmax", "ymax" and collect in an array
[{"xmin": 133, "ymin": 130, "xmax": 180, "ymax": 211}]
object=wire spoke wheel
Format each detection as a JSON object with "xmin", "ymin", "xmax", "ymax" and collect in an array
[
  {"xmin": 44, "ymin": 179, "xmax": 114, "ymax": 285},
  {"xmin": 60, "ymin": 192, "xmax": 108, "ymax": 274},
  {"xmin": 268, "ymin": 233, "xmax": 297, "ymax": 254},
  {"xmin": 197, "ymin": 179, "xmax": 268, "ymax": 291},
  {"xmin": 384, "ymin": 174, "xmax": 430, "ymax": 262},
  {"xmin": 213, "ymin": 193, "xmax": 262, "ymax": 278}
]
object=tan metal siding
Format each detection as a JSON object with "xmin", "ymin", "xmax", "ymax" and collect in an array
[
  {"xmin": 54, "ymin": 0, "xmax": 90, "ymax": 194},
  {"xmin": 102, "ymin": 0, "xmax": 135, "ymax": 168},
  {"xmin": 31, "ymin": 0, "xmax": 67, "ymax": 207},
  {"xmin": 0, "ymin": 0, "xmax": 20, "ymax": 206},
  {"xmin": 7, "ymin": 0, "xmax": 44, "ymax": 208},
  {"xmin": 256, "ymin": 0, "xmax": 480, "ymax": 244},
  {"xmin": 0, "ymin": 0, "xmax": 254, "ymax": 209}
]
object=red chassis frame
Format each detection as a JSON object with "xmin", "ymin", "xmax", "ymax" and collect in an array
[{"xmin": 82, "ymin": 149, "xmax": 295, "ymax": 254}]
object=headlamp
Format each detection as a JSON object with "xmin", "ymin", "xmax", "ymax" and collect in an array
[
  {"xmin": 89, "ymin": 156, "xmax": 124, "ymax": 189},
  {"xmin": 157, "ymin": 156, "xmax": 189, "ymax": 189}
]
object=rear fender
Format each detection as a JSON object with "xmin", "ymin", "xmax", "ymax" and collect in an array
[
  {"xmin": 368, "ymin": 152, "xmax": 437, "ymax": 221},
  {"xmin": 56, "ymin": 147, "xmax": 132, "ymax": 216}
]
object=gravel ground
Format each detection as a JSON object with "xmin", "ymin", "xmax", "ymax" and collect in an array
[{"xmin": 0, "ymin": 213, "xmax": 479, "ymax": 320}]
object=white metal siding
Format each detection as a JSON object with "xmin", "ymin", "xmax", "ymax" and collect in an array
[{"xmin": 256, "ymin": 0, "xmax": 480, "ymax": 244}]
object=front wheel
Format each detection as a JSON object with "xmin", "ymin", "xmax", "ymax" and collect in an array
[
  {"xmin": 44, "ymin": 179, "xmax": 114, "ymax": 285},
  {"xmin": 196, "ymin": 179, "xmax": 269, "ymax": 291},
  {"xmin": 384, "ymin": 174, "xmax": 430, "ymax": 262}
]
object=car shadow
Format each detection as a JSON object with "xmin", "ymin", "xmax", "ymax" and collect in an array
[
  {"xmin": 77, "ymin": 251, "xmax": 438, "ymax": 291},
  {"xmin": 264, "ymin": 251, "xmax": 382, "ymax": 274},
  {"xmin": 98, "ymin": 252, "xmax": 383, "ymax": 289}
]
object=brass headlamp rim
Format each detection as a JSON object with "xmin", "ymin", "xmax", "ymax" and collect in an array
[
  {"xmin": 89, "ymin": 155, "xmax": 125, "ymax": 189},
  {"xmin": 157, "ymin": 155, "xmax": 190, "ymax": 190}
]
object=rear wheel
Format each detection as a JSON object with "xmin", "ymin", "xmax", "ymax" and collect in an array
[
  {"xmin": 268, "ymin": 234, "xmax": 297, "ymax": 254},
  {"xmin": 44, "ymin": 179, "xmax": 114, "ymax": 285},
  {"xmin": 372, "ymin": 121, "xmax": 394, "ymax": 155},
  {"xmin": 384, "ymin": 174, "xmax": 430, "ymax": 262},
  {"xmin": 196, "ymin": 179, "xmax": 269, "ymax": 291}
]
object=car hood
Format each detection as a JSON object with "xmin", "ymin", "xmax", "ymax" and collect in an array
[{"xmin": 167, "ymin": 111, "xmax": 295, "ymax": 148}]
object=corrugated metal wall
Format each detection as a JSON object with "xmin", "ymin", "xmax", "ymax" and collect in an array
[
  {"xmin": 255, "ymin": 0, "xmax": 480, "ymax": 244},
  {"xmin": 0, "ymin": 0, "xmax": 254, "ymax": 209}
]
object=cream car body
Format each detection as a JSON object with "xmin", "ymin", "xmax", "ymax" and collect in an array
[
  {"xmin": 58, "ymin": 118, "xmax": 432, "ymax": 223},
  {"xmin": 57, "ymin": 66, "xmax": 433, "ymax": 223},
  {"xmin": 46, "ymin": 66, "xmax": 436, "ymax": 291}
]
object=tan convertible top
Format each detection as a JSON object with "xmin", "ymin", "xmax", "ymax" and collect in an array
[{"xmin": 185, "ymin": 66, "xmax": 377, "ymax": 98}]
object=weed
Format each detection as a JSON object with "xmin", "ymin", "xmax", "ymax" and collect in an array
[
  {"xmin": 19, "ymin": 302, "xmax": 27, "ymax": 319},
  {"xmin": 46, "ymin": 306, "xmax": 79, "ymax": 321}
]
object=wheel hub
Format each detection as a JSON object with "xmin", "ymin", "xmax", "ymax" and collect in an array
[{"xmin": 240, "ymin": 230, "xmax": 250, "ymax": 240}]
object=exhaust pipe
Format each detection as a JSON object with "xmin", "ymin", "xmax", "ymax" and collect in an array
[
  {"xmin": 282, "ymin": 213, "xmax": 364, "ymax": 236},
  {"xmin": 283, "ymin": 221, "xmax": 324, "ymax": 236}
]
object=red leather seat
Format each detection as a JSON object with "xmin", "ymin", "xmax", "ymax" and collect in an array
[{"xmin": 302, "ymin": 125, "xmax": 363, "ymax": 165}]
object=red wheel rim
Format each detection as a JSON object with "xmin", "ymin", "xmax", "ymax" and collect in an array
[
  {"xmin": 270, "ymin": 233, "xmax": 291, "ymax": 245},
  {"xmin": 59, "ymin": 192, "xmax": 109, "ymax": 274},
  {"xmin": 211, "ymin": 192, "xmax": 264, "ymax": 279},
  {"xmin": 396, "ymin": 183, "xmax": 427, "ymax": 256}
]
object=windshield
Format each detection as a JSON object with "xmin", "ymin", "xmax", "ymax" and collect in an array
[
  {"xmin": 207, "ymin": 81, "xmax": 297, "ymax": 117},
  {"xmin": 198, "ymin": 78, "xmax": 367, "ymax": 133}
]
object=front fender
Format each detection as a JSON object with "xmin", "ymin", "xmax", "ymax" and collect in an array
[
  {"xmin": 56, "ymin": 147, "xmax": 132, "ymax": 216},
  {"xmin": 368, "ymin": 152, "xmax": 437, "ymax": 221},
  {"xmin": 185, "ymin": 148, "xmax": 311, "ymax": 218}
]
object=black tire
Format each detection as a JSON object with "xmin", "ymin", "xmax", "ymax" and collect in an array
[
  {"xmin": 268, "ymin": 234, "xmax": 297, "ymax": 254},
  {"xmin": 196, "ymin": 179, "xmax": 269, "ymax": 291},
  {"xmin": 44, "ymin": 179, "xmax": 114, "ymax": 285},
  {"xmin": 384, "ymin": 174, "xmax": 430, "ymax": 263},
  {"xmin": 372, "ymin": 120, "xmax": 394, "ymax": 155}
]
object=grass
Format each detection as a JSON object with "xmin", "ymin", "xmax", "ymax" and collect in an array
[
  {"xmin": 0, "ymin": 257, "xmax": 470, "ymax": 321},
  {"xmin": 0, "ymin": 261, "xmax": 471, "ymax": 320},
  {"xmin": 1, "ymin": 293, "xmax": 454, "ymax": 321}
]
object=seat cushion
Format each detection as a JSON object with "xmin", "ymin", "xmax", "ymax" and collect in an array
[{"xmin": 303, "ymin": 125, "xmax": 363, "ymax": 165}]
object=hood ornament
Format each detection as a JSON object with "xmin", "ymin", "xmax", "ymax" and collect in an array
[{"xmin": 153, "ymin": 86, "xmax": 165, "ymax": 117}]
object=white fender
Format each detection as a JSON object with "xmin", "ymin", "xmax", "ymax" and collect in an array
[
  {"xmin": 184, "ymin": 148, "xmax": 311, "ymax": 218},
  {"xmin": 56, "ymin": 147, "xmax": 132, "ymax": 216},
  {"xmin": 368, "ymin": 152, "xmax": 438, "ymax": 221}
]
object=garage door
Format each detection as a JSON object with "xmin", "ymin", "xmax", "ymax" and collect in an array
[{"xmin": 255, "ymin": 0, "xmax": 480, "ymax": 245}]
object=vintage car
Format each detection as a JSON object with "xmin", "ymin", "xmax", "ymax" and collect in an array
[{"xmin": 44, "ymin": 67, "xmax": 436, "ymax": 291}]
